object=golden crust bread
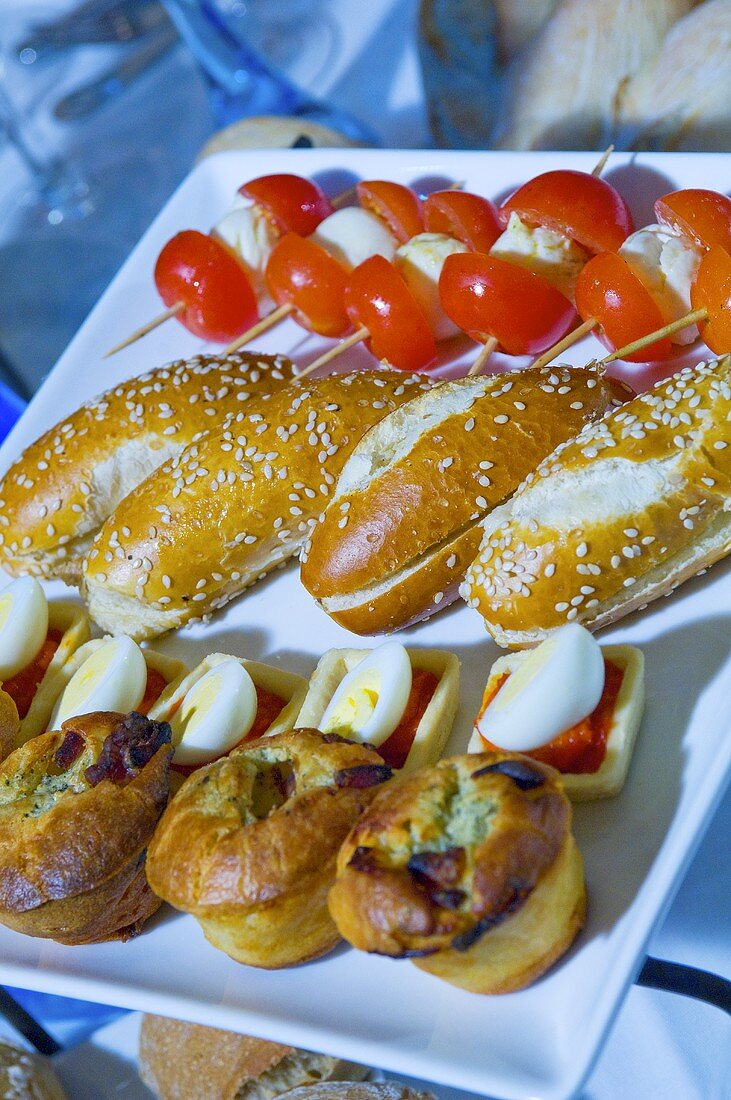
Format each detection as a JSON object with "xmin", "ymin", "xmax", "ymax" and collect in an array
[
  {"xmin": 15, "ymin": 602, "xmax": 91, "ymax": 744},
  {"xmin": 147, "ymin": 728, "xmax": 393, "ymax": 967},
  {"xmin": 82, "ymin": 371, "xmax": 432, "ymax": 641},
  {"xmin": 468, "ymin": 644, "xmax": 645, "ymax": 800},
  {"xmin": 0, "ymin": 353, "xmax": 295, "ymax": 583},
  {"xmin": 24, "ymin": 636, "xmax": 185, "ymax": 741},
  {"xmin": 0, "ymin": 691, "xmax": 19, "ymax": 763},
  {"xmin": 0, "ymin": 1040, "xmax": 67, "ymax": 1099},
  {"xmin": 300, "ymin": 366, "xmax": 629, "ymax": 634},
  {"xmin": 463, "ymin": 357, "xmax": 731, "ymax": 647},
  {"xmin": 138, "ymin": 1016, "xmax": 367, "ymax": 1100},
  {"xmin": 329, "ymin": 752, "xmax": 584, "ymax": 992},
  {"xmin": 0, "ymin": 710, "xmax": 171, "ymax": 944},
  {"xmin": 296, "ymin": 647, "xmax": 460, "ymax": 774}
]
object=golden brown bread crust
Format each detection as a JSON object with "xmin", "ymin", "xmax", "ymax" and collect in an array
[
  {"xmin": 0, "ymin": 1040, "xmax": 67, "ymax": 1099},
  {"xmin": 138, "ymin": 1016, "xmax": 366, "ymax": 1100},
  {"xmin": 0, "ymin": 352, "xmax": 294, "ymax": 583},
  {"xmin": 0, "ymin": 710, "xmax": 171, "ymax": 944},
  {"xmin": 462, "ymin": 357, "xmax": 731, "ymax": 647},
  {"xmin": 82, "ymin": 371, "xmax": 432, "ymax": 640},
  {"xmin": 329, "ymin": 752, "xmax": 585, "ymax": 990},
  {"xmin": 300, "ymin": 366, "xmax": 629, "ymax": 634},
  {"xmin": 147, "ymin": 729, "xmax": 393, "ymax": 967}
]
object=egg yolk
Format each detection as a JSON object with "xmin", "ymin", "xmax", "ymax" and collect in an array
[{"xmin": 171, "ymin": 685, "xmax": 286, "ymax": 777}]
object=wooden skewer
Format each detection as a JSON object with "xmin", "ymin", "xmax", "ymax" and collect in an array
[
  {"xmin": 104, "ymin": 302, "xmax": 184, "ymax": 358},
  {"xmin": 222, "ymin": 302, "xmax": 294, "ymax": 355},
  {"xmin": 531, "ymin": 318, "xmax": 597, "ymax": 370},
  {"xmin": 468, "ymin": 335, "xmax": 499, "ymax": 376},
  {"xmin": 600, "ymin": 308, "xmax": 707, "ymax": 363},
  {"xmin": 591, "ymin": 144, "xmax": 614, "ymax": 178},
  {"xmin": 297, "ymin": 326, "xmax": 370, "ymax": 378}
]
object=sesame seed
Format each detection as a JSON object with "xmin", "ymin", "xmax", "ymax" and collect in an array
[{"xmin": 576, "ymin": 542, "xmax": 588, "ymax": 558}]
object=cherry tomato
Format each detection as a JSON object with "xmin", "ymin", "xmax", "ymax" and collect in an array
[
  {"xmin": 265, "ymin": 233, "xmax": 351, "ymax": 338},
  {"xmin": 423, "ymin": 190, "xmax": 503, "ymax": 252},
  {"xmin": 575, "ymin": 252, "xmax": 674, "ymax": 362},
  {"xmin": 655, "ymin": 189, "xmax": 731, "ymax": 253},
  {"xmin": 438, "ymin": 253, "xmax": 576, "ymax": 356},
  {"xmin": 154, "ymin": 230, "xmax": 258, "ymax": 343},
  {"xmin": 356, "ymin": 181, "xmax": 424, "ymax": 244},
  {"xmin": 690, "ymin": 247, "xmax": 731, "ymax": 355},
  {"xmin": 345, "ymin": 254, "xmax": 437, "ymax": 372},
  {"xmin": 501, "ymin": 170, "xmax": 634, "ymax": 254},
  {"xmin": 239, "ymin": 174, "xmax": 334, "ymax": 237}
]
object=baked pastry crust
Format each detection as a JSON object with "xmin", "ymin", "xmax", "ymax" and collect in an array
[
  {"xmin": 468, "ymin": 644, "xmax": 645, "ymax": 800},
  {"xmin": 296, "ymin": 647, "xmax": 460, "ymax": 774},
  {"xmin": 147, "ymin": 728, "xmax": 393, "ymax": 968},
  {"xmin": 15, "ymin": 602, "xmax": 91, "ymax": 744},
  {"xmin": 329, "ymin": 752, "xmax": 585, "ymax": 993},
  {"xmin": 0, "ymin": 710, "xmax": 171, "ymax": 944},
  {"xmin": 0, "ymin": 691, "xmax": 19, "ymax": 763}
]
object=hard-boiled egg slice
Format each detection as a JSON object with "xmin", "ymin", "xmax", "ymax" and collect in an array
[
  {"xmin": 395, "ymin": 232, "xmax": 468, "ymax": 340},
  {"xmin": 619, "ymin": 224, "xmax": 702, "ymax": 344},
  {"xmin": 476, "ymin": 624, "xmax": 605, "ymax": 752},
  {"xmin": 50, "ymin": 636, "xmax": 147, "ymax": 729},
  {"xmin": 213, "ymin": 194, "xmax": 278, "ymax": 298},
  {"xmin": 0, "ymin": 576, "xmax": 49, "ymax": 680},
  {"xmin": 320, "ymin": 642, "xmax": 412, "ymax": 747},
  {"xmin": 169, "ymin": 659, "xmax": 258, "ymax": 766},
  {"xmin": 310, "ymin": 207, "xmax": 396, "ymax": 271},
  {"xmin": 490, "ymin": 212, "xmax": 589, "ymax": 303}
]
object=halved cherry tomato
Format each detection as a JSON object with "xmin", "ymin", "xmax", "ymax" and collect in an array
[
  {"xmin": 655, "ymin": 189, "xmax": 731, "ymax": 254},
  {"xmin": 356, "ymin": 181, "xmax": 424, "ymax": 244},
  {"xmin": 265, "ymin": 233, "xmax": 351, "ymax": 338},
  {"xmin": 575, "ymin": 252, "xmax": 674, "ymax": 362},
  {"xmin": 501, "ymin": 170, "xmax": 634, "ymax": 254},
  {"xmin": 239, "ymin": 174, "xmax": 334, "ymax": 237},
  {"xmin": 690, "ymin": 247, "xmax": 731, "ymax": 355},
  {"xmin": 345, "ymin": 254, "xmax": 437, "ymax": 372},
  {"xmin": 424, "ymin": 190, "xmax": 503, "ymax": 253},
  {"xmin": 154, "ymin": 230, "xmax": 258, "ymax": 343},
  {"xmin": 439, "ymin": 252, "xmax": 576, "ymax": 356}
]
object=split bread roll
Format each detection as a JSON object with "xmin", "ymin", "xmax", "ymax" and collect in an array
[
  {"xmin": 329, "ymin": 752, "xmax": 585, "ymax": 994},
  {"xmin": 301, "ymin": 366, "xmax": 629, "ymax": 634},
  {"xmin": 83, "ymin": 371, "xmax": 431, "ymax": 640},
  {"xmin": 0, "ymin": 352, "xmax": 295, "ymax": 584},
  {"xmin": 463, "ymin": 356, "xmax": 731, "ymax": 647},
  {"xmin": 139, "ymin": 1015, "xmax": 367, "ymax": 1100},
  {"xmin": 0, "ymin": 711, "xmax": 171, "ymax": 944},
  {"xmin": 0, "ymin": 1041, "xmax": 67, "ymax": 1099}
]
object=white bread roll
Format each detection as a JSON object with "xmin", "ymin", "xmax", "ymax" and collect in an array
[
  {"xmin": 138, "ymin": 1015, "xmax": 367, "ymax": 1100},
  {"xmin": 0, "ymin": 353, "xmax": 294, "ymax": 584},
  {"xmin": 300, "ymin": 366, "xmax": 629, "ymax": 634},
  {"xmin": 462, "ymin": 357, "xmax": 731, "ymax": 647},
  {"xmin": 83, "ymin": 371, "xmax": 432, "ymax": 640}
]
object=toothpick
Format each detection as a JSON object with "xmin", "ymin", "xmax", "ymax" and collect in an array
[
  {"xmin": 531, "ymin": 318, "xmax": 597, "ymax": 370},
  {"xmin": 222, "ymin": 302, "xmax": 294, "ymax": 355},
  {"xmin": 601, "ymin": 307, "xmax": 707, "ymax": 363},
  {"xmin": 297, "ymin": 326, "xmax": 370, "ymax": 378},
  {"xmin": 468, "ymin": 335, "xmax": 499, "ymax": 376},
  {"xmin": 104, "ymin": 302, "xmax": 184, "ymax": 358},
  {"xmin": 591, "ymin": 145, "xmax": 614, "ymax": 178}
]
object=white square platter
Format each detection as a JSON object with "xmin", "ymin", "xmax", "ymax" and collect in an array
[{"xmin": 0, "ymin": 150, "xmax": 729, "ymax": 1100}]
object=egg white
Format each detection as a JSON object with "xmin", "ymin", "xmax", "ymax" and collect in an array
[
  {"xmin": 320, "ymin": 642, "xmax": 412, "ymax": 747},
  {"xmin": 169, "ymin": 658, "xmax": 258, "ymax": 766},
  {"xmin": 50, "ymin": 635, "xmax": 148, "ymax": 728},
  {"xmin": 476, "ymin": 624, "xmax": 605, "ymax": 752},
  {"xmin": 0, "ymin": 576, "xmax": 49, "ymax": 681}
]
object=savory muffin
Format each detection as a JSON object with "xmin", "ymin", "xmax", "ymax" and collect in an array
[
  {"xmin": 328, "ymin": 752, "xmax": 585, "ymax": 993},
  {"xmin": 0, "ymin": 710, "xmax": 172, "ymax": 944},
  {"xmin": 146, "ymin": 729, "xmax": 393, "ymax": 968}
]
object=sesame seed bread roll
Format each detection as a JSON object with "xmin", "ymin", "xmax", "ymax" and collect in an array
[
  {"xmin": 300, "ymin": 366, "xmax": 629, "ymax": 634},
  {"xmin": 462, "ymin": 357, "xmax": 731, "ymax": 647},
  {"xmin": 0, "ymin": 353, "xmax": 294, "ymax": 584},
  {"xmin": 83, "ymin": 371, "xmax": 431, "ymax": 640}
]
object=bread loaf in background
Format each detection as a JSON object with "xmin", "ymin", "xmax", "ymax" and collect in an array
[
  {"xmin": 0, "ymin": 352, "xmax": 294, "ymax": 584},
  {"xmin": 82, "ymin": 371, "xmax": 431, "ymax": 640},
  {"xmin": 0, "ymin": 1041, "xmax": 66, "ymax": 1099},
  {"xmin": 462, "ymin": 357, "xmax": 731, "ymax": 647},
  {"xmin": 138, "ymin": 1015, "xmax": 367, "ymax": 1100},
  {"xmin": 300, "ymin": 366, "xmax": 630, "ymax": 635}
]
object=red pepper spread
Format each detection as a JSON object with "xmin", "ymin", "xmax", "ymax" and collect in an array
[
  {"xmin": 138, "ymin": 666, "xmax": 169, "ymax": 716},
  {"xmin": 378, "ymin": 668, "xmax": 439, "ymax": 770},
  {"xmin": 478, "ymin": 658, "xmax": 624, "ymax": 774},
  {"xmin": 2, "ymin": 628, "xmax": 63, "ymax": 719}
]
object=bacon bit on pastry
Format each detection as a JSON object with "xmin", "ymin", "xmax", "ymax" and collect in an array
[
  {"xmin": 334, "ymin": 762, "xmax": 393, "ymax": 789},
  {"xmin": 85, "ymin": 712, "xmax": 171, "ymax": 787},
  {"xmin": 54, "ymin": 729, "xmax": 85, "ymax": 770}
]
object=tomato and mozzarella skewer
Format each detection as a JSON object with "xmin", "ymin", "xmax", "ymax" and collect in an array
[
  {"xmin": 534, "ymin": 188, "xmax": 731, "ymax": 367},
  {"xmin": 105, "ymin": 173, "xmax": 334, "ymax": 357}
]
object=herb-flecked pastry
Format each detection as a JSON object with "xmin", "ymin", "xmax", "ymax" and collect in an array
[{"xmin": 328, "ymin": 752, "xmax": 585, "ymax": 993}]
